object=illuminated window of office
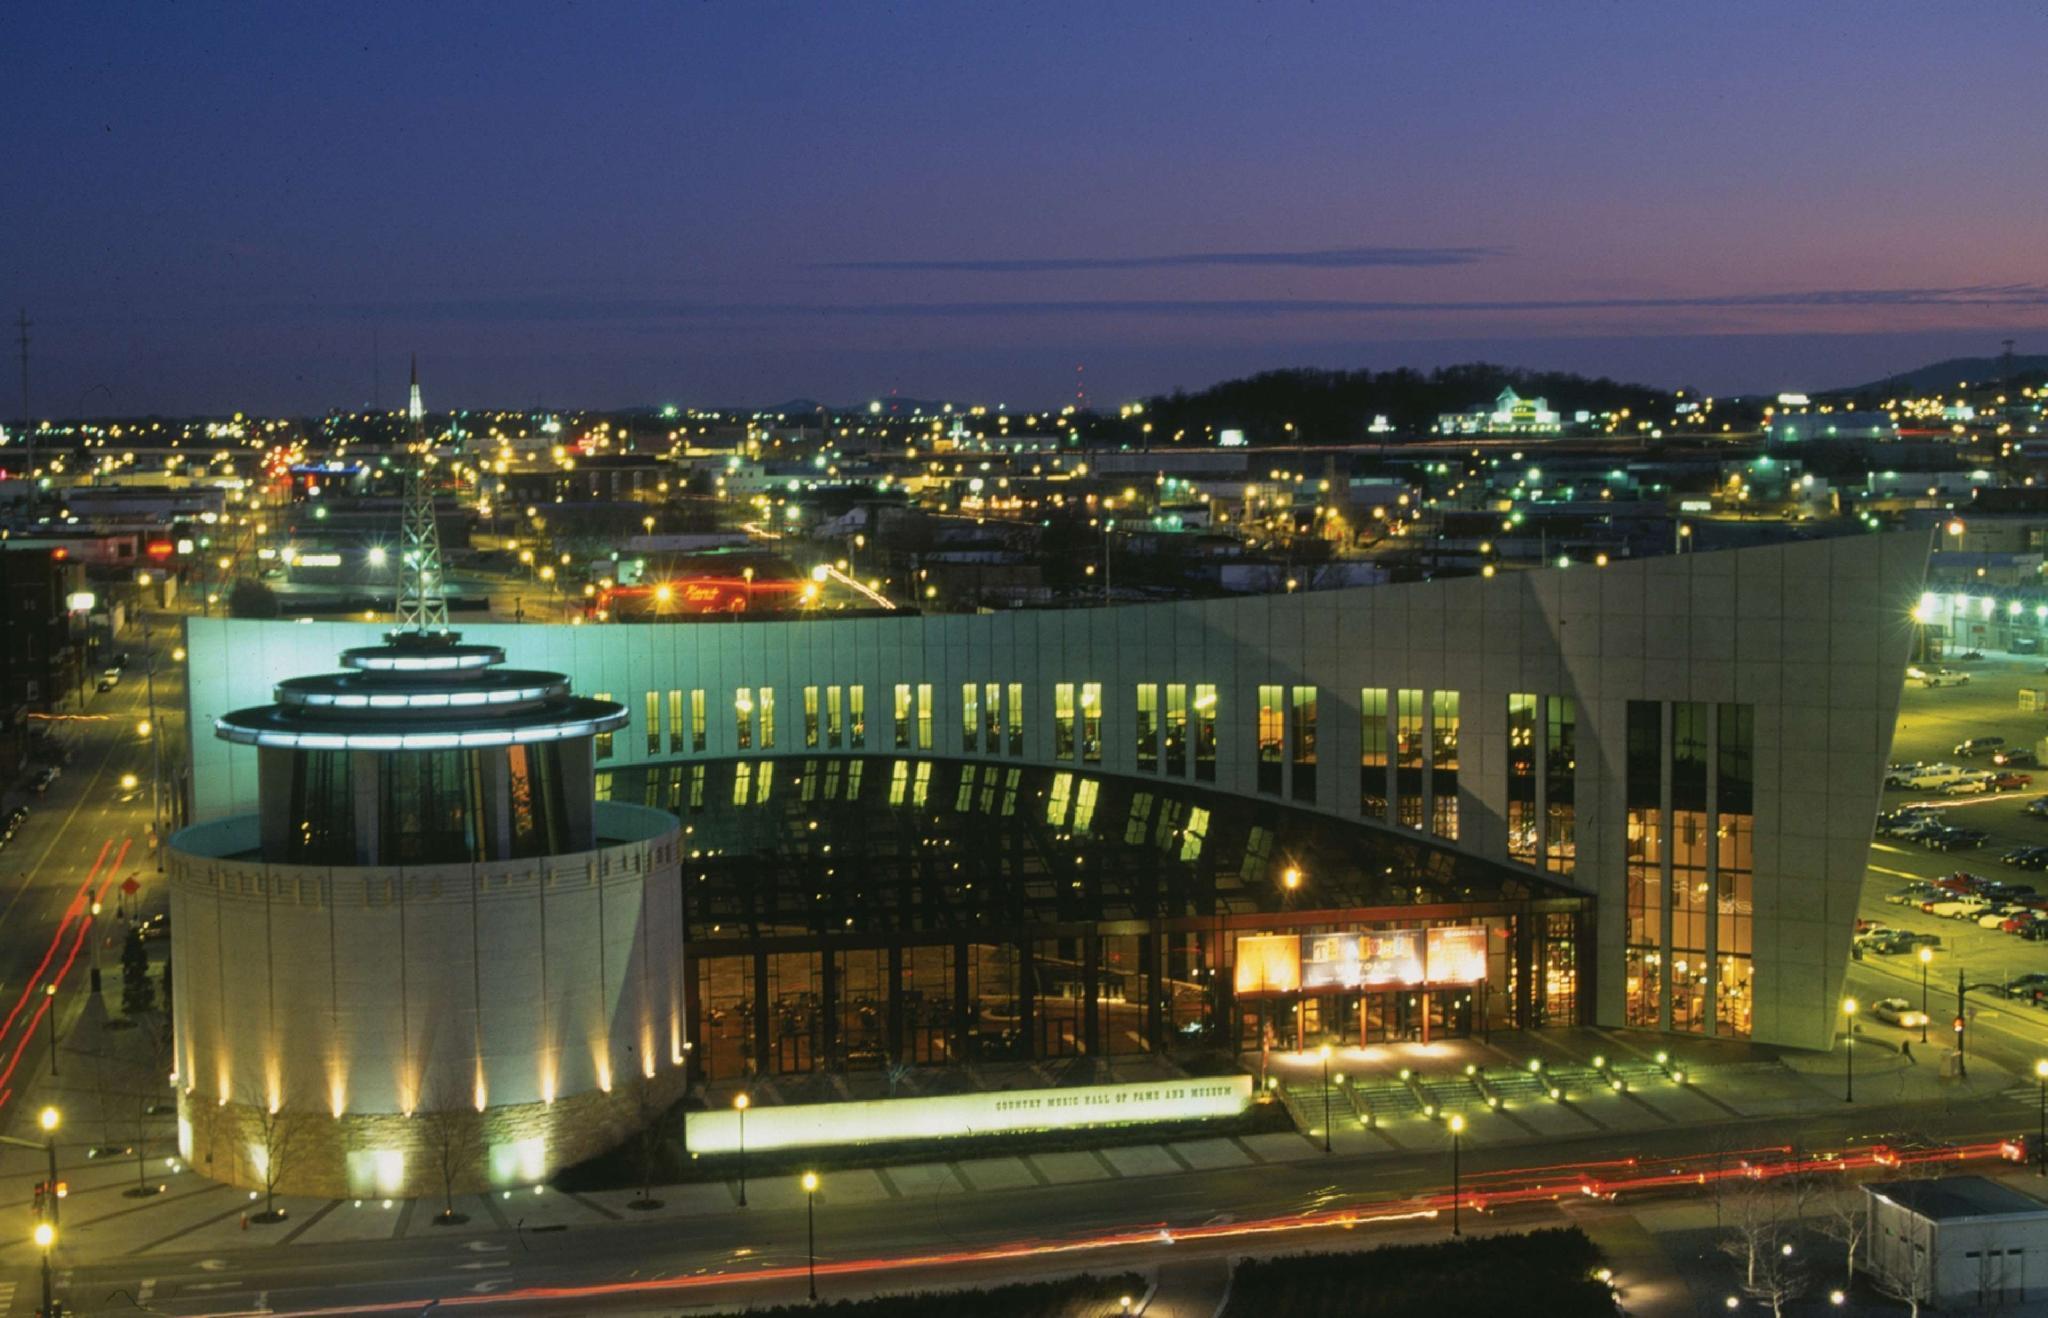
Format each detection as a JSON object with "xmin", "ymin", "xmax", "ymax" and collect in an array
[
  {"xmin": 1054, "ymin": 683, "xmax": 1077, "ymax": 760},
  {"xmin": 1193, "ymin": 684, "xmax": 1217, "ymax": 782},
  {"xmin": 1007, "ymin": 682, "xmax": 1023, "ymax": 756},
  {"xmin": 849, "ymin": 685, "xmax": 865, "ymax": 748},
  {"xmin": 803, "ymin": 686, "xmax": 820, "ymax": 749},
  {"xmin": 1136, "ymin": 684, "xmax": 1159, "ymax": 771},
  {"xmin": 1430, "ymin": 690, "xmax": 1459, "ymax": 840},
  {"xmin": 1073, "ymin": 777, "xmax": 1100, "ymax": 833},
  {"xmin": 645, "ymin": 691, "xmax": 660, "ymax": 755},
  {"xmin": 826, "ymin": 685, "xmax": 843, "ymax": 749},
  {"xmin": 1079, "ymin": 683, "xmax": 1101, "ymax": 763},
  {"xmin": 1360, "ymin": 687, "xmax": 1389, "ymax": 819},
  {"xmin": 1290, "ymin": 685, "xmax": 1317, "ymax": 803},
  {"xmin": 1395, "ymin": 688, "xmax": 1424, "ymax": 829},
  {"xmin": 594, "ymin": 691, "xmax": 613, "ymax": 760},
  {"xmin": 1164, "ymin": 683, "xmax": 1188, "ymax": 777},
  {"xmin": 759, "ymin": 687, "xmax": 775, "ymax": 750},
  {"xmin": 690, "ymin": 689, "xmax": 706, "ymax": 753},
  {"xmin": 916, "ymin": 682, "xmax": 933, "ymax": 751},
  {"xmin": 1256, "ymin": 684, "xmax": 1283, "ymax": 795},
  {"xmin": 894, "ymin": 684, "xmax": 912, "ymax": 749},
  {"xmin": 961, "ymin": 683, "xmax": 980, "ymax": 754},
  {"xmin": 667, "ymin": 689, "xmax": 684, "ymax": 755},
  {"xmin": 984, "ymin": 682, "xmax": 1001, "ymax": 753}
]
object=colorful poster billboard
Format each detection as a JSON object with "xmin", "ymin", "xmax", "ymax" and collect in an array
[
  {"xmin": 1235, "ymin": 925, "xmax": 1490, "ymax": 996},
  {"xmin": 1301, "ymin": 929, "xmax": 1424, "ymax": 989}
]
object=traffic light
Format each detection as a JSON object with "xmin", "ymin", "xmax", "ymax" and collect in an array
[{"xmin": 1955, "ymin": 1016, "xmax": 1966, "ymax": 1034}]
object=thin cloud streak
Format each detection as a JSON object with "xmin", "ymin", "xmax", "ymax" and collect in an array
[
  {"xmin": 817, "ymin": 245, "xmax": 1502, "ymax": 272},
  {"xmin": 300, "ymin": 283, "xmax": 2048, "ymax": 324}
]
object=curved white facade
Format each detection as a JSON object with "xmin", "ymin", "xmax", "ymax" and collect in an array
[
  {"xmin": 169, "ymin": 800, "xmax": 683, "ymax": 1198},
  {"xmin": 183, "ymin": 533, "xmax": 1927, "ymax": 1052}
]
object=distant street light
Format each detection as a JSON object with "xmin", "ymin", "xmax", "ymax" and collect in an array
[
  {"xmin": 734, "ymin": 1092, "xmax": 750, "ymax": 1207},
  {"xmin": 1919, "ymin": 946, "xmax": 1933, "ymax": 1044},
  {"xmin": 38, "ymin": 1107, "xmax": 60, "ymax": 1225},
  {"xmin": 1319, "ymin": 1043, "xmax": 1334, "ymax": 1154},
  {"xmin": 33, "ymin": 1221, "xmax": 55, "ymax": 1317}
]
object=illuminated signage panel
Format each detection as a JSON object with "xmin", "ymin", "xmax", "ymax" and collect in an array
[
  {"xmin": 1426, "ymin": 925, "xmax": 1490, "ymax": 984},
  {"xmin": 1233, "ymin": 934, "xmax": 1301, "ymax": 995}
]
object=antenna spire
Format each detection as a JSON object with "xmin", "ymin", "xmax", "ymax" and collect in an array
[{"xmin": 394, "ymin": 356, "xmax": 449, "ymax": 633}]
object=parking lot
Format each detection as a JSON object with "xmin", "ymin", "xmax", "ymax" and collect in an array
[{"xmin": 1852, "ymin": 648, "xmax": 2048, "ymax": 1054}]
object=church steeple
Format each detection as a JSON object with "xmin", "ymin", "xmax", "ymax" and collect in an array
[{"xmin": 407, "ymin": 353, "xmax": 423, "ymax": 429}]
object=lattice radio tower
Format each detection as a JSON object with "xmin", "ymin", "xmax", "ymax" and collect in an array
[{"xmin": 394, "ymin": 355, "xmax": 450, "ymax": 633}]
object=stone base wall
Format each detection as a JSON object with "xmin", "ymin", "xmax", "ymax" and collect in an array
[{"xmin": 178, "ymin": 1068, "xmax": 691, "ymax": 1200}]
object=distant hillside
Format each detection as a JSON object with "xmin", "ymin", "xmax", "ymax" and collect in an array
[
  {"xmin": 1833, "ymin": 355, "xmax": 2048, "ymax": 397},
  {"xmin": 1142, "ymin": 363, "xmax": 1674, "ymax": 443}
]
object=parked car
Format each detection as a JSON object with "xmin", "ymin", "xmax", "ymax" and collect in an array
[
  {"xmin": 1943, "ymin": 773, "xmax": 1995, "ymax": 796},
  {"xmin": 1901, "ymin": 764, "xmax": 1970, "ymax": 790},
  {"xmin": 1886, "ymin": 885, "xmax": 1941, "ymax": 905},
  {"xmin": 1926, "ymin": 827, "xmax": 1989, "ymax": 851},
  {"xmin": 95, "ymin": 669, "xmax": 120, "ymax": 692},
  {"xmin": 2030, "ymin": 797, "xmax": 2048, "ymax": 820},
  {"xmin": 1991, "ymin": 772, "xmax": 2036, "ymax": 792},
  {"xmin": 1956, "ymin": 736, "xmax": 2008, "ymax": 758},
  {"xmin": 1996, "ymin": 748, "xmax": 2040, "ymax": 768},
  {"xmin": 2002, "ymin": 913, "xmax": 2042, "ymax": 934},
  {"xmin": 1928, "ymin": 899, "xmax": 1990, "ymax": 919},
  {"xmin": 1871, "ymin": 998, "xmax": 1930, "ymax": 1028},
  {"xmin": 1922, "ymin": 669, "xmax": 1972, "ymax": 687}
]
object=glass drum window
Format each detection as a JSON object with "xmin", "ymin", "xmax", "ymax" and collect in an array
[
  {"xmin": 1507, "ymin": 693, "xmax": 1537, "ymax": 863},
  {"xmin": 962, "ymin": 683, "xmax": 980, "ymax": 754},
  {"xmin": 1360, "ymin": 687, "xmax": 1388, "ymax": 820},
  {"xmin": 646, "ymin": 691, "xmax": 660, "ymax": 755},
  {"xmin": 917, "ymin": 683, "xmax": 933, "ymax": 751},
  {"xmin": 1164, "ymin": 683, "xmax": 1187, "ymax": 777},
  {"xmin": 894, "ymin": 684, "xmax": 912, "ymax": 750},
  {"xmin": 594, "ymin": 691, "xmax": 614, "ymax": 760},
  {"xmin": 1624, "ymin": 700, "xmax": 1663, "ymax": 1028},
  {"xmin": 1716, "ymin": 702, "xmax": 1755, "ymax": 1039},
  {"xmin": 690, "ymin": 689, "xmax": 707, "ymax": 752},
  {"xmin": 1136, "ymin": 684, "xmax": 1159, "ymax": 771},
  {"xmin": 1395, "ymin": 689, "xmax": 1424, "ymax": 829},
  {"xmin": 1193, "ymin": 684, "xmax": 1216, "ymax": 781},
  {"xmin": 1055, "ymin": 683, "xmax": 1076, "ymax": 760},
  {"xmin": 1007, "ymin": 682, "xmax": 1023, "ymax": 756}
]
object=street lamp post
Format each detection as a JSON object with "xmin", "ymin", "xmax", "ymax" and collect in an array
[
  {"xmin": 802, "ymin": 1170, "xmax": 819, "ymax": 1301},
  {"xmin": 43, "ymin": 984, "xmax": 58, "ymax": 1077},
  {"xmin": 39, "ymin": 1107, "xmax": 59, "ymax": 1226},
  {"xmin": 1448, "ymin": 1113, "xmax": 1466, "ymax": 1236},
  {"xmin": 734, "ymin": 1092, "xmax": 749, "ymax": 1207},
  {"xmin": 1319, "ymin": 1043, "xmax": 1333, "ymax": 1154},
  {"xmin": 1919, "ymin": 946, "xmax": 1933, "ymax": 1045},
  {"xmin": 33, "ymin": 1222, "xmax": 54, "ymax": 1317},
  {"xmin": 1842, "ymin": 998, "xmax": 1858, "ymax": 1103},
  {"xmin": 2036, "ymin": 1061, "xmax": 2048, "ymax": 1176}
]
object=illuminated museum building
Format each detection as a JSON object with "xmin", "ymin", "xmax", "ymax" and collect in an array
[
  {"xmin": 179, "ymin": 533, "xmax": 1923, "ymax": 1164},
  {"xmin": 168, "ymin": 632, "xmax": 684, "ymax": 1199}
]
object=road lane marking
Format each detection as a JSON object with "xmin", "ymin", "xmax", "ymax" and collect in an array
[{"xmin": 1871, "ymin": 866, "xmax": 1922, "ymax": 880}]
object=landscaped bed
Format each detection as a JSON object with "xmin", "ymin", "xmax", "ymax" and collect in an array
[
  {"xmin": 1221, "ymin": 1229, "xmax": 1619, "ymax": 1317},
  {"xmin": 731, "ymin": 1271, "xmax": 1145, "ymax": 1316}
]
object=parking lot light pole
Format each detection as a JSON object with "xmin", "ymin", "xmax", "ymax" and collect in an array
[
  {"xmin": 2035, "ymin": 1061, "xmax": 2047, "ymax": 1176},
  {"xmin": 1841, "ymin": 998, "xmax": 1858, "ymax": 1103},
  {"xmin": 1919, "ymin": 946, "xmax": 1933, "ymax": 1044},
  {"xmin": 1448, "ymin": 1113, "xmax": 1466, "ymax": 1236},
  {"xmin": 733, "ymin": 1092, "xmax": 750, "ymax": 1207},
  {"xmin": 802, "ymin": 1171, "xmax": 819, "ymax": 1301}
]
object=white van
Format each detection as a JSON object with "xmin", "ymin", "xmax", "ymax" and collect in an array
[{"xmin": 1902, "ymin": 764, "xmax": 1970, "ymax": 790}]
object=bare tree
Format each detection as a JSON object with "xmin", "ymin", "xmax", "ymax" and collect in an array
[
  {"xmin": 1814, "ymin": 1183, "xmax": 1869, "ymax": 1293},
  {"xmin": 1868, "ymin": 1214, "xmax": 1933, "ymax": 1318},
  {"xmin": 248, "ymin": 1104, "xmax": 314, "ymax": 1222},
  {"xmin": 1719, "ymin": 1172, "xmax": 1781, "ymax": 1289},
  {"xmin": 418, "ymin": 1101, "xmax": 487, "ymax": 1225}
]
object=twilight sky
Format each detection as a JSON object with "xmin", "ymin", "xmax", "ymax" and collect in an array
[{"xmin": 7, "ymin": 2, "xmax": 2048, "ymax": 416}]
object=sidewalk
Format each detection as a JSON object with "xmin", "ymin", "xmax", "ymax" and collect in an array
[{"xmin": 0, "ymin": 1021, "xmax": 2021, "ymax": 1280}]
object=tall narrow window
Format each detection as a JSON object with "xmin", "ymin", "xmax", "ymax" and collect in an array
[
  {"xmin": 894, "ymin": 684, "xmax": 912, "ymax": 749},
  {"xmin": 690, "ymin": 689, "xmax": 706, "ymax": 752},
  {"xmin": 1193, "ymin": 684, "xmax": 1217, "ymax": 782},
  {"xmin": 1395, "ymin": 689, "xmax": 1424, "ymax": 829},
  {"xmin": 1080, "ymin": 683, "xmax": 1101, "ymax": 763},
  {"xmin": 1507, "ymin": 693, "xmax": 1537, "ymax": 863},
  {"xmin": 1007, "ymin": 682, "xmax": 1023, "ymax": 756},
  {"xmin": 849, "ymin": 685, "xmax": 866, "ymax": 748},
  {"xmin": 1624, "ymin": 700, "xmax": 1663, "ymax": 1028},
  {"xmin": 667, "ymin": 689, "xmax": 684, "ymax": 755},
  {"xmin": 735, "ymin": 687, "xmax": 756, "ymax": 750},
  {"xmin": 917, "ymin": 682, "xmax": 933, "ymax": 751},
  {"xmin": 1360, "ymin": 687, "xmax": 1389, "ymax": 819},
  {"xmin": 645, "ymin": 691, "xmax": 660, "ymax": 755},
  {"xmin": 1669, "ymin": 701, "xmax": 1707, "ymax": 1033},
  {"xmin": 1430, "ymin": 690, "xmax": 1459, "ymax": 839},
  {"xmin": 961, "ymin": 683, "xmax": 980, "ymax": 754},
  {"xmin": 1055, "ymin": 683, "xmax": 1077, "ymax": 760},
  {"xmin": 595, "ymin": 691, "xmax": 614, "ymax": 760},
  {"xmin": 1290, "ymin": 685, "xmax": 1317, "ymax": 803},
  {"xmin": 1136, "ymin": 684, "xmax": 1159, "ymax": 771},
  {"xmin": 1716, "ymin": 702, "xmax": 1756, "ymax": 1039},
  {"xmin": 984, "ymin": 682, "xmax": 1001, "ymax": 753},
  {"xmin": 1164, "ymin": 683, "xmax": 1188, "ymax": 777},
  {"xmin": 1256, "ymin": 684, "xmax": 1284, "ymax": 795},
  {"xmin": 804, "ymin": 686, "xmax": 820, "ymax": 748},
  {"xmin": 826, "ymin": 685, "xmax": 843, "ymax": 748},
  {"xmin": 759, "ymin": 687, "xmax": 775, "ymax": 750},
  {"xmin": 1545, "ymin": 695, "xmax": 1577, "ymax": 876}
]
